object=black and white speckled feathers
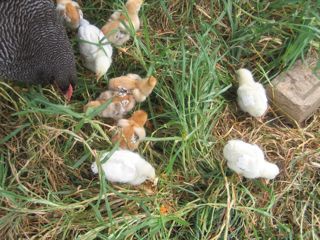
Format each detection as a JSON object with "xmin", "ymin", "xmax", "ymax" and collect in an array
[{"xmin": 0, "ymin": 0, "xmax": 77, "ymax": 93}]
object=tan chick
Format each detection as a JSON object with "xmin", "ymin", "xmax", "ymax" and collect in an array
[
  {"xmin": 112, "ymin": 110, "xmax": 148, "ymax": 150},
  {"xmin": 109, "ymin": 74, "xmax": 157, "ymax": 102},
  {"xmin": 84, "ymin": 90, "xmax": 136, "ymax": 120},
  {"xmin": 56, "ymin": 0, "xmax": 83, "ymax": 29},
  {"xmin": 101, "ymin": 0, "xmax": 143, "ymax": 45}
]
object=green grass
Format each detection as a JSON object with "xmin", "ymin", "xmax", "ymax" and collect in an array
[{"xmin": 1, "ymin": 0, "xmax": 320, "ymax": 239}]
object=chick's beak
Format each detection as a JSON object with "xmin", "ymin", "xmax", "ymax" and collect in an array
[
  {"xmin": 152, "ymin": 177, "xmax": 159, "ymax": 186},
  {"xmin": 96, "ymin": 72, "xmax": 104, "ymax": 81}
]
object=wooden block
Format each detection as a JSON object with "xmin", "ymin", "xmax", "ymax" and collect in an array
[{"xmin": 267, "ymin": 58, "xmax": 320, "ymax": 123}]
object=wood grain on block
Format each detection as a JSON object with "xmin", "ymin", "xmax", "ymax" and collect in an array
[{"xmin": 267, "ymin": 59, "xmax": 320, "ymax": 123}]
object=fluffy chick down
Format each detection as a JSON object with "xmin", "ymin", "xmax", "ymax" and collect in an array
[
  {"xmin": 91, "ymin": 149, "xmax": 156, "ymax": 186},
  {"xmin": 101, "ymin": 0, "xmax": 143, "ymax": 45},
  {"xmin": 112, "ymin": 110, "xmax": 148, "ymax": 150},
  {"xmin": 223, "ymin": 139, "xmax": 280, "ymax": 180},
  {"xmin": 108, "ymin": 74, "xmax": 157, "ymax": 102},
  {"xmin": 78, "ymin": 18, "xmax": 113, "ymax": 80},
  {"xmin": 56, "ymin": 0, "xmax": 83, "ymax": 29},
  {"xmin": 84, "ymin": 90, "xmax": 136, "ymax": 120},
  {"xmin": 236, "ymin": 68, "xmax": 268, "ymax": 118}
]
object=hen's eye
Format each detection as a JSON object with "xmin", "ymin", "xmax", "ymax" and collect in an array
[{"xmin": 50, "ymin": 75, "xmax": 55, "ymax": 83}]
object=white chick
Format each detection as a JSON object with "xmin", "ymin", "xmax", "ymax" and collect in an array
[
  {"xmin": 78, "ymin": 18, "xmax": 113, "ymax": 80},
  {"xmin": 223, "ymin": 140, "xmax": 279, "ymax": 179},
  {"xmin": 91, "ymin": 150, "xmax": 156, "ymax": 185},
  {"xmin": 56, "ymin": 0, "xmax": 83, "ymax": 29},
  {"xmin": 236, "ymin": 68, "xmax": 268, "ymax": 117},
  {"xmin": 101, "ymin": 0, "xmax": 143, "ymax": 45}
]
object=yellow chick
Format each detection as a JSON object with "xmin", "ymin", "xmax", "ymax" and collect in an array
[
  {"xmin": 101, "ymin": 0, "xmax": 143, "ymax": 45},
  {"xmin": 84, "ymin": 90, "xmax": 136, "ymax": 119},
  {"xmin": 108, "ymin": 74, "xmax": 157, "ymax": 102},
  {"xmin": 56, "ymin": 0, "xmax": 83, "ymax": 29},
  {"xmin": 112, "ymin": 110, "xmax": 147, "ymax": 150}
]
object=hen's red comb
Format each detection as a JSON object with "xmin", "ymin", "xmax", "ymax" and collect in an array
[{"xmin": 64, "ymin": 84, "xmax": 73, "ymax": 101}]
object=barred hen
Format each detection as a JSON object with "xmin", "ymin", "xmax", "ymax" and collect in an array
[{"xmin": 0, "ymin": 0, "xmax": 77, "ymax": 100}]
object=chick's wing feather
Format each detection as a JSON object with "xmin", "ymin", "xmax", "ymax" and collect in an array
[
  {"xmin": 237, "ymin": 87, "xmax": 256, "ymax": 107},
  {"xmin": 104, "ymin": 160, "xmax": 137, "ymax": 183},
  {"xmin": 78, "ymin": 25, "xmax": 103, "ymax": 56}
]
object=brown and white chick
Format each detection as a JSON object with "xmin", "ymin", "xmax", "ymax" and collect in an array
[
  {"xmin": 56, "ymin": 0, "xmax": 83, "ymax": 29},
  {"xmin": 109, "ymin": 74, "xmax": 157, "ymax": 102},
  {"xmin": 112, "ymin": 110, "xmax": 147, "ymax": 150},
  {"xmin": 101, "ymin": 0, "xmax": 143, "ymax": 45},
  {"xmin": 84, "ymin": 90, "xmax": 136, "ymax": 120}
]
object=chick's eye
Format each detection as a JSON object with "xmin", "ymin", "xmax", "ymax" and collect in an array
[{"xmin": 49, "ymin": 75, "xmax": 55, "ymax": 84}]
